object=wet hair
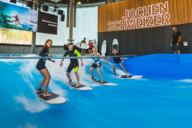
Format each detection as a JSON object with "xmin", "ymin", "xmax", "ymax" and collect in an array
[
  {"xmin": 68, "ymin": 43, "xmax": 73, "ymax": 46},
  {"xmin": 44, "ymin": 39, "xmax": 52, "ymax": 52},
  {"xmin": 113, "ymin": 48, "xmax": 117, "ymax": 51}
]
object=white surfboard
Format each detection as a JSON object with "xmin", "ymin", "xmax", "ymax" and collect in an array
[
  {"xmin": 112, "ymin": 39, "xmax": 119, "ymax": 53},
  {"xmin": 37, "ymin": 92, "xmax": 67, "ymax": 104},
  {"xmin": 118, "ymin": 75, "xmax": 143, "ymax": 79},
  {"xmin": 93, "ymin": 79, "xmax": 117, "ymax": 86},
  {"xmin": 101, "ymin": 40, "xmax": 107, "ymax": 56},
  {"xmin": 68, "ymin": 82, "xmax": 93, "ymax": 90},
  {"xmin": 80, "ymin": 43, "xmax": 89, "ymax": 50}
]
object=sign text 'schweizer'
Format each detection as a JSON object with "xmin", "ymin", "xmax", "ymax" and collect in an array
[{"xmin": 108, "ymin": 1, "xmax": 171, "ymax": 31}]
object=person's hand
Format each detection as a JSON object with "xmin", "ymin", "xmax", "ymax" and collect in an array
[
  {"xmin": 170, "ymin": 44, "xmax": 172, "ymax": 47},
  {"xmin": 176, "ymin": 43, "xmax": 179, "ymax": 46},
  {"xmin": 81, "ymin": 62, "xmax": 84, "ymax": 66},
  {"xmin": 52, "ymin": 60, "xmax": 55, "ymax": 63},
  {"xmin": 48, "ymin": 54, "xmax": 53, "ymax": 57},
  {"xmin": 60, "ymin": 62, "xmax": 63, "ymax": 67},
  {"xmin": 121, "ymin": 60, "xmax": 124, "ymax": 63},
  {"xmin": 105, "ymin": 60, "xmax": 108, "ymax": 64}
]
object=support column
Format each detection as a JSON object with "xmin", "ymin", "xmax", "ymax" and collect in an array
[
  {"xmin": 68, "ymin": 0, "xmax": 74, "ymax": 43},
  {"xmin": 31, "ymin": 0, "xmax": 39, "ymax": 54},
  {"xmin": 73, "ymin": 2, "xmax": 76, "ymax": 27},
  {"xmin": 105, "ymin": 0, "xmax": 113, "ymax": 4},
  {"xmin": 67, "ymin": 3, "xmax": 69, "ymax": 27}
]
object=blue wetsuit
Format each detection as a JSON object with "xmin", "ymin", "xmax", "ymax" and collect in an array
[
  {"xmin": 36, "ymin": 47, "xmax": 49, "ymax": 70},
  {"xmin": 91, "ymin": 52, "xmax": 101, "ymax": 68}
]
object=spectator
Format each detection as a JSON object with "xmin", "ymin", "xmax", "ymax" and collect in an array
[{"xmin": 170, "ymin": 27, "xmax": 182, "ymax": 54}]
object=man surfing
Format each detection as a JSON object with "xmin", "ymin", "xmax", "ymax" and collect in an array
[{"xmin": 106, "ymin": 48, "xmax": 129, "ymax": 78}]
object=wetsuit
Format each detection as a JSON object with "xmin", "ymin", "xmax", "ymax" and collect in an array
[
  {"xmin": 64, "ymin": 49, "xmax": 81, "ymax": 73},
  {"xmin": 111, "ymin": 53, "xmax": 122, "ymax": 66},
  {"xmin": 36, "ymin": 47, "xmax": 49, "ymax": 70},
  {"xmin": 91, "ymin": 52, "xmax": 101, "ymax": 68}
]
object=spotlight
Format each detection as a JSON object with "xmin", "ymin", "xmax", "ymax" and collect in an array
[{"xmin": 77, "ymin": 1, "xmax": 81, "ymax": 5}]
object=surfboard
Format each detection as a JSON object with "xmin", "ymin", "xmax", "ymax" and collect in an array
[
  {"xmin": 68, "ymin": 82, "xmax": 93, "ymax": 90},
  {"xmin": 93, "ymin": 79, "xmax": 117, "ymax": 86},
  {"xmin": 101, "ymin": 40, "xmax": 107, "ymax": 56},
  {"xmin": 112, "ymin": 39, "xmax": 119, "ymax": 53},
  {"xmin": 37, "ymin": 92, "xmax": 67, "ymax": 104},
  {"xmin": 118, "ymin": 75, "xmax": 143, "ymax": 79}
]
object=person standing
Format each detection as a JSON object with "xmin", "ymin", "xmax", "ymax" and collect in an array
[
  {"xmin": 80, "ymin": 38, "xmax": 86, "ymax": 56},
  {"xmin": 88, "ymin": 40, "xmax": 93, "ymax": 55},
  {"xmin": 170, "ymin": 27, "xmax": 182, "ymax": 54}
]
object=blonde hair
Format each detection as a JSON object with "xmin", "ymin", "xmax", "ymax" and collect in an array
[{"xmin": 44, "ymin": 39, "xmax": 52, "ymax": 52}]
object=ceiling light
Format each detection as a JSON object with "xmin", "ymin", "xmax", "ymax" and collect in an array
[{"xmin": 77, "ymin": 1, "xmax": 81, "ymax": 5}]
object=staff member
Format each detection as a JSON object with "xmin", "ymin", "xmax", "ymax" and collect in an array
[
  {"xmin": 88, "ymin": 40, "xmax": 93, "ymax": 55},
  {"xmin": 170, "ymin": 27, "xmax": 182, "ymax": 54},
  {"xmin": 80, "ymin": 38, "xmax": 86, "ymax": 56}
]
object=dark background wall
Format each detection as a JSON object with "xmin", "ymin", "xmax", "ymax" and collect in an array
[{"xmin": 98, "ymin": 23, "xmax": 192, "ymax": 56}]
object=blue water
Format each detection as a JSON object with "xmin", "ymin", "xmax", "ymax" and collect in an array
[{"xmin": 0, "ymin": 58, "xmax": 192, "ymax": 128}]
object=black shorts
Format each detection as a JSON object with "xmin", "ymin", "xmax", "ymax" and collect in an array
[
  {"xmin": 67, "ymin": 62, "xmax": 79, "ymax": 73},
  {"xmin": 91, "ymin": 63, "xmax": 101, "ymax": 68},
  {"xmin": 36, "ymin": 60, "xmax": 46, "ymax": 70}
]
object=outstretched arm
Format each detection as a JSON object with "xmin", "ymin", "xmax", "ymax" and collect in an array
[
  {"xmin": 60, "ymin": 59, "xmax": 64, "ymax": 67},
  {"xmin": 97, "ymin": 53, "xmax": 107, "ymax": 62},
  {"xmin": 121, "ymin": 57, "xmax": 124, "ymax": 63},
  {"xmin": 48, "ymin": 59, "xmax": 55, "ymax": 63}
]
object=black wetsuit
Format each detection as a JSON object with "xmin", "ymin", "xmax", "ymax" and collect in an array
[
  {"xmin": 36, "ymin": 47, "xmax": 49, "ymax": 70},
  {"xmin": 112, "ymin": 53, "xmax": 121, "ymax": 63},
  {"xmin": 63, "ymin": 49, "xmax": 81, "ymax": 73}
]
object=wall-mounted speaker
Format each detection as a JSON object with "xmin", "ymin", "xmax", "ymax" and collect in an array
[
  {"xmin": 10, "ymin": 0, "xmax": 16, "ymax": 3},
  {"xmin": 58, "ymin": 10, "xmax": 63, "ymax": 15},
  {"xmin": 43, "ymin": 6, "xmax": 49, "ymax": 11},
  {"xmin": 27, "ymin": 1, "xmax": 33, "ymax": 8},
  {"xmin": 61, "ymin": 15, "xmax": 65, "ymax": 22}
]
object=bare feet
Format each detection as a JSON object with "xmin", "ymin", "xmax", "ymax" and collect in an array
[
  {"xmin": 101, "ymin": 80, "xmax": 104, "ymax": 83},
  {"xmin": 126, "ymin": 74, "xmax": 129, "ymax": 78},
  {"xmin": 68, "ymin": 80, "xmax": 72, "ymax": 84},
  {"xmin": 75, "ymin": 83, "xmax": 80, "ymax": 88},
  {"xmin": 36, "ymin": 90, "xmax": 44, "ymax": 94},
  {"xmin": 68, "ymin": 81, "xmax": 72, "ymax": 84},
  {"xmin": 43, "ymin": 93, "xmax": 52, "ymax": 97}
]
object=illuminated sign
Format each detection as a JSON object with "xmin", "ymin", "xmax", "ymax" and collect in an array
[{"xmin": 108, "ymin": 1, "xmax": 170, "ymax": 31}]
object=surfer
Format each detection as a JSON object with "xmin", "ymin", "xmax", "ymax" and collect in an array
[
  {"xmin": 36, "ymin": 39, "xmax": 55, "ymax": 97},
  {"xmin": 12, "ymin": 15, "xmax": 20, "ymax": 25},
  {"xmin": 90, "ymin": 47, "xmax": 106, "ymax": 83},
  {"xmin": 106, "ymin": 48, "xmax": 129, "ymax": 78},
  {"xmin": 60, "ymin": 43, "xmax": 84, "ymax": 87}
]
